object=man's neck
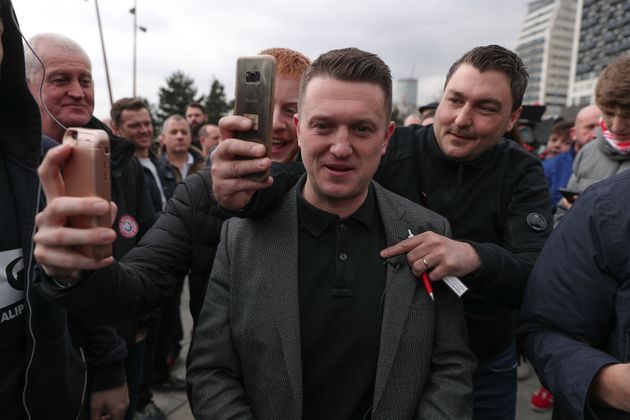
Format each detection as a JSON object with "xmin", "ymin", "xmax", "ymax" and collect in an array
[
  {"xmin": 135, "ymin": 148, "xmax": 150, "ymax": 159},
  {"xmin": 302, "ymin": 181, "xmax": 369, "ymax": 219},
  {"xmin": 43, "ymin": 123, "xmax": 66, "ymax": 143},
  {"xmin": 167, "ymin": 151, "xmax": 189, "ymax": 170}
]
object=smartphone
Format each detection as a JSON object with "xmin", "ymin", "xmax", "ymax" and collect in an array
[
  {"xmin": 62, "ymin": 128, "xmax": 112, "ymax": 259},
  {"xmin": 234, "ymin": 55, "xmax": 276, "ymax": 182},
  {"xmin": 558, "ymin": 187, "xmax": 580, "ymax": 203}
]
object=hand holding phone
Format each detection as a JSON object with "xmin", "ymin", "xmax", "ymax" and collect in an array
[
  {"xmin": 558, "ymin": 187, "xmax": 579, "ymax": 204},
  {"xmin": 233, "ymin": 55, "xmax": 276, "ymax": 182}
]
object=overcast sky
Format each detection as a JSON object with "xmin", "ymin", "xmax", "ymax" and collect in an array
[{"xmin": 16, "ymin": 0, "xmax": 528, "ymax": 120}]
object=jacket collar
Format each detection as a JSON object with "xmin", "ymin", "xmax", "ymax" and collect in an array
[{"xmin": 427, "ymin": 126, "xmax": 502, "ymax": 170}]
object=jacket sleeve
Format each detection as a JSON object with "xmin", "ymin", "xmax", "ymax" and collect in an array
[
  {"xmin": 187, "ymin": 220, "xmax": 255, "ymax": 418},
  {"xmin": 34, "ymin": 169, "xmax": 209, "ymax": 322},
  {"xmin": 75, "ymin": 318, "xmax": 128, "ymax": 392},
  {"xmin": 518, "ymin": 187, "xmax": 622, "ymax": 419},
  {"xmin": 415, "ymin": 221, "xmax": 475, "ymax": 419},
  {"xmin": 464, "ymin": 156, "xmax": 552, "ymax": 308},
  {"xmin": 211, "ymin": 161, "xmax": 305, "ymax": 218}
]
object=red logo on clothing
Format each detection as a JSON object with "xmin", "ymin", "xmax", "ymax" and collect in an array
[{"xmin": 118, "ymin": 215, "xmax": 139, "ymax": 239}]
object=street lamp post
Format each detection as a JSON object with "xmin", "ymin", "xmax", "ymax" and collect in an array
[
  {"xmin": 88, "ymin": 0, "xmax": 114, "ymax": 106},
  {"xmin": 130, "ymin": 1, "xmax": 147, "ymax": 97}
]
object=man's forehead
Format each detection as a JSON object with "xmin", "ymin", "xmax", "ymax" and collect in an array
[
  {"xmin": 121, "ymin": 108, "xmax": 150, "ymax": 122},
  {"xmin": 444, "ymin": 64, "xmax": 512, "ymax": 107}
]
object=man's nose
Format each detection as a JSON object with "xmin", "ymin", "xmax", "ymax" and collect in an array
[
  {"xmin": 610, "ymin": 115, "xmax": 629, "ymax": 135},
  {"xmin": 330, "ymin": 129, "xmax": 352, "ymax": 158},
  {"xmin": 454, "ymin": 104, "xmax": 473, "ymax": 127},
  {"xmin": 272, "ymin": 108, "xmax": 284, "ymax": 133},
  {"xmin": 67, "ymin": 79, "xmax": 85, "ymax": 99}
]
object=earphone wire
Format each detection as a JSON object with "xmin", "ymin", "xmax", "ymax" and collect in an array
[{"xmin": 13, "ymin": 6, "xmax": 68, "ymax": 132}]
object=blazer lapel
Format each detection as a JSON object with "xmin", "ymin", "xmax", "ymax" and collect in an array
[
  {"xmin": 372, "ymin": 183, "xmax": 420, "ymax": 411},
  {"xmin": 262, "ymin": 188, "xmax": 303, "ymax": 415}
]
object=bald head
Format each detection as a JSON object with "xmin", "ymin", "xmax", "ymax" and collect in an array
[{"xmin": 571, "ymin": 104, "xmax": 601, "ymax": 151}]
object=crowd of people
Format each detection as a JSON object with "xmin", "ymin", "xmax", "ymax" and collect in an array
[{"xmin": 2, "ymin": 0, "xmax": 630, "ymax": 418}]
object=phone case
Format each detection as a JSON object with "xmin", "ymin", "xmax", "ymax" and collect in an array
[
  {"xmin": 234, "ymin": 55, "xmax": 276, "ymax": 182},
  {"xmin": 62, "ymin": 128, "xmax": 112, "ymax": 259}
]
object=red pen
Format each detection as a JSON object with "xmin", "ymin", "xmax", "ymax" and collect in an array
[
  {"xmin": 408, "ymin": 230, "xmax": 434, "ymax": 301},
  {"xmin": 422, "ymin": 272, "xmax": 434, "ymax": 301}
]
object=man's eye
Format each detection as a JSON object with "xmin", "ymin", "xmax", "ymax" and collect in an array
[
  {"xmin": 354, "ymin": 126, "xmax": 373, "ymax": 135},
  {"xmin": 448, "ymin": 97, "xmax": 463, "ymax": 105},
  {"xmin": 283, "ymin": 107, "xmax": 297, "ymax": 117}
]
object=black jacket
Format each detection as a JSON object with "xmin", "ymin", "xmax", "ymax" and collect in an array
[
  {"xmin": 233, "ymin": 124, "xmax": 552, "ymax": 360},
  {"xmin": 0, "ymin": 1, "xmax": 87, "ymax": 418},
  {"xmin": 38, "ymin": 167, "xmax": 221, "ymax": 327}
]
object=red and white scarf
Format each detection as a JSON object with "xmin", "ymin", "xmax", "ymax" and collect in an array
[{"xmin": 601, "ymin": 118, "xmax": 630, "ymax": 155}]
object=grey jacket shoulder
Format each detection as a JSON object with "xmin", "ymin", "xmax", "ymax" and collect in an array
[{"xmin": 568, "ymin": 133, "xmax": 630, "ymax": 192}]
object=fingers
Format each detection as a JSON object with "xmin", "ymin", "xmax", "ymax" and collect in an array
[
  {"xmin": 218, "ymin": 115, "xmax": 254, "ymax": 142},
  {"xmin": 34, "ymin": 244, "xmax": 114, "ymax": 277},
  {"xmin": 34, "ymin": 196, "xmax": 117, "ymax": 279},
  {"xmin": 38, "ymin": 143, "xmax": 72, "ymax": 201},
  {"xmin": 380, "ymin": 232, "xmax": 431, "ymax": 259},
  {"xmin": 210, "ymin": 137, "xmax": 274, "ymax": 210},
  {"xmin": 36, "ymin": 197, "xmax": 112, "ymax": 226}
]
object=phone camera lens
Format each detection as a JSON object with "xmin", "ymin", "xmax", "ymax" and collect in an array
[{"xmin": 246, "ymin": 71, "xmax": 260, "ymax": 83}]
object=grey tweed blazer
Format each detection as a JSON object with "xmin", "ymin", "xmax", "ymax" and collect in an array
[{"xmin": 188, "ymin": 180, "xmax": 474, "ymax": 419}]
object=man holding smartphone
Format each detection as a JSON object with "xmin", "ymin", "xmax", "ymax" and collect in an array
[
  {"xmin": 209, "ymin": 44, "xmax": 552, "ymax": 419},
  {"xmin": 32, "ymin": 49, "xmax": 309, "ymax": 339},
  {"xmin": 187, "ymin": 47, "xmax": 474, "ymax": 419},
  {"xmin": 25, "ymin": 33, "xmax": 156, "ymax": 420}
]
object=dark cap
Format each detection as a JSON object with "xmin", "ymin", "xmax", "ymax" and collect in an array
[{"xmin": 419, "ymin": 102, "xmax": 438, "ymax": 113}]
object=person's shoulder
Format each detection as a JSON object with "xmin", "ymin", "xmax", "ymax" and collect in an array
[
  {"xmin": 385, "ymin": 125, "xmax": 431, "ymax": 159},
  {"xmin": 373, "ymin": 181, "xmax": 447, "ymax": 225},
  {"xmin": 543, "ymin": 150, "xmax": 572, "ymax": 171}
]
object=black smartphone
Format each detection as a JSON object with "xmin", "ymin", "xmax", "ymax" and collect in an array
[{"xmin": 234, "ymin": 55, "xmax": 276, "ymax": 182}]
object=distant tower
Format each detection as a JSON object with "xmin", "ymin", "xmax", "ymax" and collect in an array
[
  {"xmin": 567, "ymin": 0, "xmax": 630, "ymax": 106},
  {"xmin": 394, "ymin": 78, "xmax": 418, "ymax": 116},
  {"xmin": 516, "ymin": 0, "xmax": 577, "ymax": 117}
]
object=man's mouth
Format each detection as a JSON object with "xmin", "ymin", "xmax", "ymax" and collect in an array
[
  {"xmin": 323, "ymin": 162, "xmax": 353, "ymax": 175},
  {"xmin": 271, "ymin": 138, "xmax": 288, "ymax": 154},
  {"xmin": 448, "ymin": 130, "xmax": 476, "ymax": 141}
]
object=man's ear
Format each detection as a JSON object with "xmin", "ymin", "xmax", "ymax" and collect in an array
[
  {"xmin": 294, "ymin": 114, "xmax": 302, "ymax": 148},
  {"xmin": 381, "ymin": 121, "xmax": 396, "ymax": 155},
  {"xmin": 506, "ymin": 106, "xmax": 522, "ymax": 132}
]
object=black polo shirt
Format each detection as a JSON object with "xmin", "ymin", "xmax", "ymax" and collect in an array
[{"xmin": 297, "ymin": 183, "xmax": 386, "ymax": 420}]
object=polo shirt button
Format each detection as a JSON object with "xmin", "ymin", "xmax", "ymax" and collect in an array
[{"xmin": 339, "ymin": 253, "xmax": 348, "ymax": 261}]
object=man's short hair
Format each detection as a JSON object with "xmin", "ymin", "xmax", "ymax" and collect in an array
[
  {"xmin": 186, "ymin": 102, "xmax": 205, "ymax": 114},
  {"xmin": 24, "ymin": 33, "xmax": 91, "ymax": 83},
  {"xmin": 298, "ymin": 47, "xmax": 392, "ymax": 119},
  {"xmin": 110, "ymin": 97, "xmax": 150, "ymax": 127},
  {"xmin": 595, "ymin": 55, "xmax": 630, "ymax": 111},
  {"xmin": 161, "ymin": 114, "xmax": 187, "ymax": 134},
  {"xmin": 444, "ymin": 45, "xmax": 528, "ymax": 111},
  {"xmin": 198, "ymin": 123, "xmax": 215, "ymax": 137},
  {"xmin": 550, "ymin": 120, "xmax": 574, "ymax": 139},
  {"xmin": 258, "ymin": 48, "xmax": 310, "ymax": 81}
]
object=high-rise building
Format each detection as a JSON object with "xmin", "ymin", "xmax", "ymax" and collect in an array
[
  {"xmin": 516, "ymin": 0, "xmax": 577, "ymax": 117},
  {"xmin": 394, "ymin": 78, "xmax": 418, "ymax": 116},
  {"xmin": 567, "ymin": 0, "xmax": 630, "ymax": 106}
]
